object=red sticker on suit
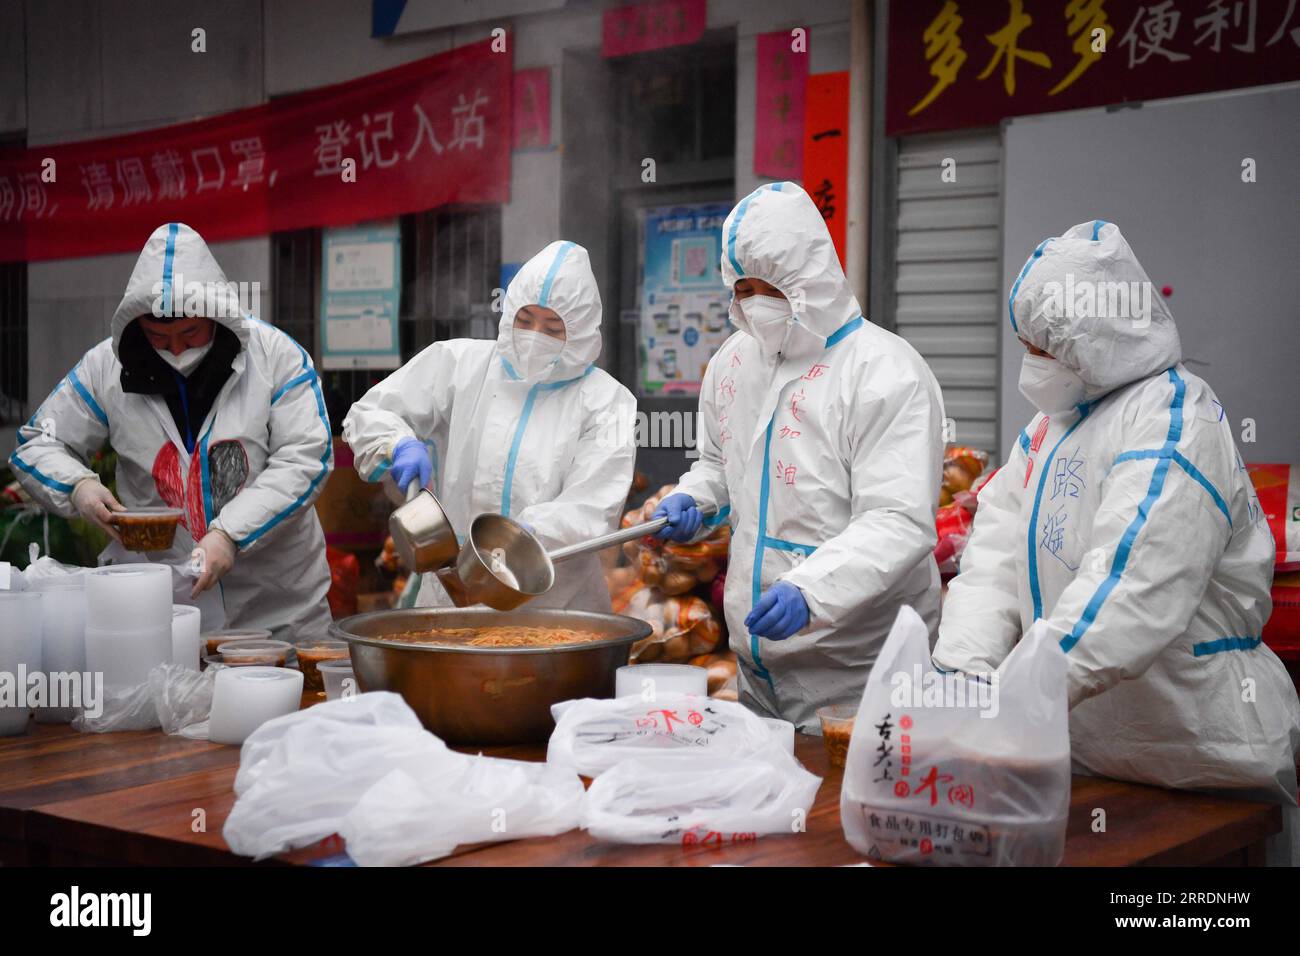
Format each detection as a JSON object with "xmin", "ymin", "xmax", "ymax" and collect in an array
[{"xmin": 151, "ymin": 440, "xmax": 249, "ymax": 540}]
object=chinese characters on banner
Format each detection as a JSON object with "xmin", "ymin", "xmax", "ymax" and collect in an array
[
  {"xmin": 754, "ymin": 30, "xmax": 809, "ymax": 180},
  {"xmin": 0, "ymin": 39, "xmax": 511, "ymax": 262},
  {"xmin": 638, "ymin": 201, "xmax": 733, "ymax": 396},
  {"xmin": 602, "ymin": 0, "xmax": 707, "ymax": 58},
  {"xmin": 887, "ymin": 0, "xmax": 1300, "ymax": 135},
  {"xmin": 802, "ymin": 71, "xmax": 849, "ymax": 270},
  {"xmin": 513, "ymin": 67, "xmax": 552, "ymax": 150}
]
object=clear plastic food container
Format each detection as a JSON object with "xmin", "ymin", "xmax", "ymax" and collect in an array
[
  {"xmin": 216, "ymin": 638, "xmax": 291, "ymax": 667},
  {"xmin": 108, "ymin": 507, "xmax": 184, "ymax": 552}
]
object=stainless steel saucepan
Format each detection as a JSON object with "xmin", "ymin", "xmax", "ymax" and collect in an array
[{"xmin": 388, "ymin": 483, "xmax": 460, "ymax": 574}]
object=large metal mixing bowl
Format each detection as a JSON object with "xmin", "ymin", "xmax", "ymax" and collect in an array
[{"xmin": 329, "ymin": 607, "xmax": 652, "ymax": 744}]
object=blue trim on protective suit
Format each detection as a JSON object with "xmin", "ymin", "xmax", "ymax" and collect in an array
[
  {"xmin": 747, "ymin": 314, "xmax": 863, "ymax": 693},
  {"xmin": 500, "ymin": 365, "xmax": 594, "ymax": 517},
  {"xmin": 161, "ymin": 222, "xmax": 179, "ymax": 316},
  {"xmin": 233, "ymin": 318, "xmax": 333, "ymax": 549},
  {"xmin": 538, "ymin": 241, "xmax": 574, "ymax": 308},
  {"xmin": 10, "ymin": 454, "xmax": 75, "ymax": 494},
  {"xmin": 1193, "ymin": 636, "xmax": 1262, "ymax": 657},
  {"xmin": 1061, "ymin": 369, "xmax": 1187, "ymax": 653}
]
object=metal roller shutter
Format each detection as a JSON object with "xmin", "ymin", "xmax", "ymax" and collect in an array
[{"xmin": 891, "ymin": 127, "xmax": 1003, "ymax": 458}]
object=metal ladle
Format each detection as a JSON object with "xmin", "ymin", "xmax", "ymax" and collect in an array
[{"xmin": 447, "ymin": 507, "xmax": 714, "ymax": 611}]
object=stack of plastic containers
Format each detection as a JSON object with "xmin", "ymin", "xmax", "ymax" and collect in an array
[
  {"xmin": 171, "ymin": 605, "xmax": 202, "ymax": 671},
  {"xmin": 30, "ymin": 574, "xmax": 87, "ymax": 723},
  {"xmin": 84, "ymin": 564, "xmax": 172, "ymax": 691},
  {"xmin": 0, "ymin": 592, "xmax": 43, "ymax": 735}
]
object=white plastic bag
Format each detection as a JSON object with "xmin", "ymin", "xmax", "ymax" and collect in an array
[
  {"xmin": 840, "ymin": 606, "xmax": 1071, "ymax": 866},
  {"xmin": 11, "ymin": 555, "xmax": 84, "ymax": 589},
  {"xmin": 149, "ymin": 663, "xmax": 216, "ymax": 735},
  {"xmin": 340, "ymin": 755, "xmax": 585, "ymax": 867},
  {"xmin": 73, "ymin": 662, "xmax": 216, "ymax": 734},
  {"xmin": 548, "ymin": 694, "xmax": 821, "ymax": 845},
  {"xmin": 223, "ymin": 692, "xmax": 584, "ymax": 866},
  {"xmin": 583, "ymin": 754, "xmax": 821, "ymax": 846},
  {"xmin": 547, "ymin": 693, "xmax": 792, "ymax": 777},
  {"xmin": 72, "ymin": 681, "xmax": 159, "ymax": 732}
]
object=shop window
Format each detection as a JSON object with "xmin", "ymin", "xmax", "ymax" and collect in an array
[
  {"xmin": 271, "ymin": 205, "xmax": 501, "ymax": 424},
  {"xmin": 399, "ymin": 205, "xmax": 502, "ymax": 355}
]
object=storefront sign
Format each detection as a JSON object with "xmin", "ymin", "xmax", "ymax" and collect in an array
[
  {"xmin": 320, "ymin": 221, "xmax": 402, "ymax": 371},
  {"xmin": 887, "ymin": 0, "xmax": 1300, "ymax": 136},
  {"xmin": 602, "ymin": 0, "xmax": 707, "ymax": 58},
  {"xmin": 803, "ymin": 71, "xmax": 850, "ymax": 269},
  {"xmin": 754, "ymin": 31, "xmax": 809, "ymax": 180},
  {"xmin": 637, "ymin": 201, "xmax": 733, "ymax": 396},
  {"xmin": 0, "ymin": 39, "xmax": 511, "ymax": 262}
]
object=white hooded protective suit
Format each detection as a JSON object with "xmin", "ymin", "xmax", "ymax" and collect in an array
[
  {"xmin": 934, "ymin": 220, "xmax": 1300, "ymax": 805},
  {"xmin": 342, "ymin": 241, "xmax": 636, "ymax": 612},
  {"xmin": 673, "ymin": 183, "xmax": 945, "ymax": 732},
  {"xmin": 10, "ymin": 223, "xmax": 334, "ymax": 642}
]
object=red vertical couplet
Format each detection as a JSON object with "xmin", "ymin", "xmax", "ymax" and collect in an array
[
  {"xmin": 802, "ymin": 71, "xmax": 850, "ymax": 269},
  {"xmin": 754, "ymin": 30, "xmax": 809, "ymax": 180}
]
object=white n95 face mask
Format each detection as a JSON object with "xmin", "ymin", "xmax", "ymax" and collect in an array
[
  {"xmin": 1019, "ymin": 353, "xmax": 1087, "ymax": 414},
  {"xmin": 513, "ymin": 328, "xmax": 565, "ymax": 378},
  {"xmin": 738, "ymin": 294, "xmax": 792, "ymax": 357},
  {"xmin": 157, "ymin": 341, "xmax": 213, "ymax": 376}
]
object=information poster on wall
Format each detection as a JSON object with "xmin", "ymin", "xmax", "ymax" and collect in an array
[
  {"xmin": 638, "ymin": 201, "xmax": 733, "ymax": 396},
  {"xmin": 320, "ymin": 220, "xmax": 402, "ymax": 370}
]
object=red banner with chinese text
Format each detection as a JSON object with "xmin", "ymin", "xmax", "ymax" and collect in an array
[
  {"xmin": 602, "ymin": 0, "xmax": 707, "ymax": 57},
  {"xmin": 887, "ymin": 0, "xmax": 1300, "ymax": 136},
  {"xmin": 754, "ymin": 31, "xmax": 809, "ymax": 180},
  {"xmin": 803, "ymin": 72, "xmax": 850, "ymax": 270},
  {"xmin": 0, "ymin": 40, "xmax": 511, "ymax": 262},
  {"xmin": 513, "ymin": 67, "xmax": 552, "ymax": 150}
]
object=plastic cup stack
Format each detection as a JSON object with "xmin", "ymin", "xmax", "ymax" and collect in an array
[
  {"xmin": 30, "ymin": 575, "xmax": 87, "ymax": 723},
  {"xmin": 209, "ymin": 666, "xmax": 304, "ymax": 744},
  {"xmin": 84, "ymin": 564, "xmax": 173, "ymax": 692},
  {"xmin": 319, "ymin": 659, "xmax": 356, "ymax": 701},
  {"xmin": 0, "ymin": 592, "xmax": 43, "ymax": 736},
  {"xmin": 171, "ymin": 605, "xmax": 202, "ymax": 672},
  {"xmin": 615, "ymin": 663, "xmax": 708, "ymax": 699}
]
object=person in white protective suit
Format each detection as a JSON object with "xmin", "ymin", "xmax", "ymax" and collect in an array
[
  {"xmin": 8, "ymin": 222, "xmax": 335, "ymax": 641},
  {"xmin": 933, "ymin": 221, "xmax": 1300, "ymax": 823},
  {"xmin": 342, "ymin": 240, "xmax": 636, "ymax": 612},
  {"xmin": 655, "ymin": 183, "xmax": 946, "ymax": 732}
]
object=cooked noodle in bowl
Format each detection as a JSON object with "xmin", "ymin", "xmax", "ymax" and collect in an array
[{"xmin": 389, "ymin": 626, "xmax": 603, "ymax": 648}]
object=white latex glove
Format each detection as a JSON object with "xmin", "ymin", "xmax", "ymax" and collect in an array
[
  {"xmin": 71, "ymin": 478, "xmax": 125, "ymax": 542},
  {"xmin": 190, "ymin": 529, "xmax": 236, "ymax": 598}
]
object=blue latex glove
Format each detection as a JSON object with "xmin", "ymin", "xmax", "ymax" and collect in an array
[
  {"xmin": 744, "ymin": 581, "xmax": 809, "ymax": 641},
  {"xmin": 652, "ymin": 492, "xmax": 702, "ymax": 542},
  {"xmin": 390, "ymin": 437, "xmax": 431, "ymax": 492}
]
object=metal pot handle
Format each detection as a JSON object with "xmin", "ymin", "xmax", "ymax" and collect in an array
[{"xmin": 546, "ymin": 506, "xmax": 717, "ymax": 565}]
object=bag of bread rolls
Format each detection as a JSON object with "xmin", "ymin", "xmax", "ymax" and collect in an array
[{"xmin": 612, "ymin": 584, "xmax": 724, "ymax": 663}]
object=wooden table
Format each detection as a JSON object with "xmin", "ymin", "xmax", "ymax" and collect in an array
[{"xmin": 0, "ymin": 703, "xmax": 1281, "ymax": 867}]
